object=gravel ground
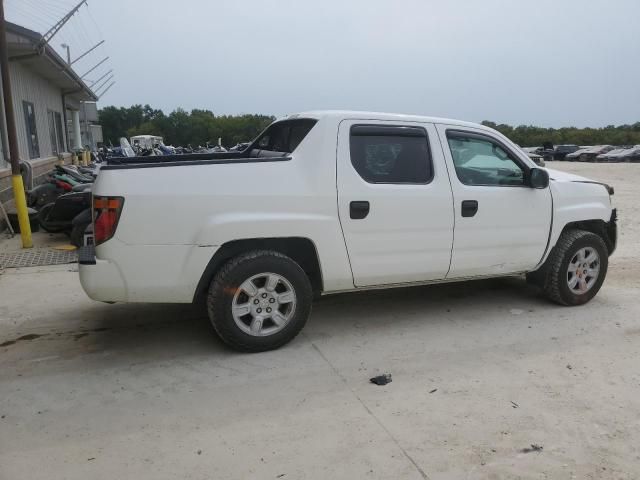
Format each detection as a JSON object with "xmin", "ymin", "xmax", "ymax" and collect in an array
[{"xmin": 0, "ymin": 162, "xmax": 639, "ymax": 480}]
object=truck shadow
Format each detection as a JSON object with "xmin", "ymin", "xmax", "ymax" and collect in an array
[{"xmin": 2, "ymin": 276, "xmax": 547, "ymax": 363}]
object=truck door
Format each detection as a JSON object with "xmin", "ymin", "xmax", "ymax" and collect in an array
[
  {"xmin": 436, "ymin": 124, "xmax": 552, "ymax": 278},
  {"xmin": 336, "ymin": 120, "xmax": 454, "ymax": 287}
]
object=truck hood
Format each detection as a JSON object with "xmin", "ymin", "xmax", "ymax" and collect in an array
[
  {"xmin": 545, "ymin": 168, "xmax": 590, "ymax": 182},
  {"xmin": 546, "ymin": 168, "xmax": 614, "ymax": 195}
]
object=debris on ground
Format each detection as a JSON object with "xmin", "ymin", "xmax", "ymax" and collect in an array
[
  {"xmin": 197, "ymin": 450, "xmax": 202, "ymax": 455},
  {"xmin": 566, "ymin": 364, "xmax": 573, "ymax": 370},
  {"xmin": 87, "ymin": 458, "xmax": 95, "ymax": 461},
  {"xmin": 511, "ymin": 401, "xmax": 519, "ymax": 408},
  {"xmin": 429, "ymin": 388, "xmax": 438, "ymax": 394},
  {"xmin": 370, "ymin": 373, "xmax": 392, "ymax": 386},
  {"xmin": 0, "ymin": 333, "xmax": 44, "ymax": 348},
  {"xmin": 520, "ymin": 444, "xmax": 544, "ymax": 453}
]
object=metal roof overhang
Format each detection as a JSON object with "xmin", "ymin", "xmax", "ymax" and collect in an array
[{"xmin": 6, "ymin": 21, "xmax": 97, "ymax": 104}]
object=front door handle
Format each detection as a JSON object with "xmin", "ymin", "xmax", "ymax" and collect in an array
[
  {"xmin": 350, "ymin": 201, "xmax": 370, "ymax": 219},
  {"xmin": 461, "ymin": 200, "xmax": 478, "ymax": 217}
]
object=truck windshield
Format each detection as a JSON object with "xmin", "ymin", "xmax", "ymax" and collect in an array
[{"xmin": 251, "ymin": 119, "xmax": 317, "ymax": 154}]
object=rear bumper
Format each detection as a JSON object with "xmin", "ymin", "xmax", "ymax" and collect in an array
[
  {"xmin": 78, "ymin": 241, "xmax": 218, "ymax": 303},
  {"xmin": 78, "ymin": 245, "xmax": 128, "ymax": 302}
]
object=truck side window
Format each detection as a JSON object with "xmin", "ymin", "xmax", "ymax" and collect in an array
[
  {"xmin": 252, "ymin": 119, "xmax": 317, "ymax": 154},
  {"xmin": 446, "ymin": 131, "xmax": 525, "ymax": 187},
  {"xmin": 349, "ymin": 125, "xmax": 432, "ymax": 184}
]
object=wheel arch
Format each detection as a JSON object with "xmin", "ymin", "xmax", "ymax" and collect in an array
[
  {"xmin": 559, "ymin": 219, "xmax": 615, "ymax": 255},
  {"xmin": 193, "ymin": 237, "xmax": 323, "ymax": 302}
]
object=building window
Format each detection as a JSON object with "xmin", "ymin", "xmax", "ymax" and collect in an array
[
  {"xmin": 55, "ymin": 112, "xmax": 65, "ymax": 152},
  {"xmin": 22, "ymin": 101, "xmax": 40, "ymax": 159},
  {"xmin": 47, "ymin": 110, "xmax": 65, "ymax": 155}
]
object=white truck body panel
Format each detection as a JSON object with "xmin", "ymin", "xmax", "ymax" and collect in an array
[
  {"xmin": 435, "ymin": 123, "xmax": 553, "ymax": 277},
  {"xmin": 337, "ymin": 120, "xmax": 454, "ymax": 286},
  {"xmin": 80, "ymin": 111, "xmax": 615, "ymax": 304}
]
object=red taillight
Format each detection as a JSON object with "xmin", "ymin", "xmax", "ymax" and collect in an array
[{"xmin": 93, "ymin": 196, "xmax": 124, "ymax": 245}]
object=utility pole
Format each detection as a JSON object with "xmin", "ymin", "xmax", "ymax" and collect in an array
[
  {"xmin": 61, "ymin": 43, "xmax": 71, "ymax": 64},
  {"xmin": 0, "ymin": 0, "xmax": 32, "ymax": 247}
]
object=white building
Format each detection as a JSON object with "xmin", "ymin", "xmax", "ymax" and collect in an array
[{"xmin": 0, "ymin": 21, "xmax": 98, "ymax": 207}]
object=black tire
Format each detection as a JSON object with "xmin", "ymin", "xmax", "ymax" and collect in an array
[
  {"xmin": 38, "ymin": 203, "xmax": 67, "ymax": 233},
  {"xmin": 541, "ymin": 229, "xmax": 608, "ymax": 306},
  {"xmin": 207, "ymin": 250, "xmax": 313, "ymax": 352}
]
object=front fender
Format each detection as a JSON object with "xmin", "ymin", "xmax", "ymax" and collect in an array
[{"xmin": 540, "ymin": 181, "xmax": 613, "ymax": 265}]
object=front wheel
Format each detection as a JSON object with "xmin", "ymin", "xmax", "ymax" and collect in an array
[
  {"xmin": 542, "ymin": 230, "xmax": 608, "ymax": 305},
  {"xmin": 207, "ymin": 250, "xmax": 313, "ymax": 352}
]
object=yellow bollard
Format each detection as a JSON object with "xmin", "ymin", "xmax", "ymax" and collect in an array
[{"xmin": 11, "ymin": 174, "xmax": 33, "ymax": 248}]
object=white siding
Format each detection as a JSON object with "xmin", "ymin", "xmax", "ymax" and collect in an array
[{"xmin": 9, "ymin": 62, "xmax": 67, "ymax": 161}]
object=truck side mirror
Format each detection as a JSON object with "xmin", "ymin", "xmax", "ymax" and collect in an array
[{"xmin": 529, "ymin": 168, "xmax": 549, "ymax": 189}]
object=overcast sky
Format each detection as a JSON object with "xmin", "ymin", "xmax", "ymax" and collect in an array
[{"xmin": 8, "ymin": 0, "xmax": 640, "ymax": 127}]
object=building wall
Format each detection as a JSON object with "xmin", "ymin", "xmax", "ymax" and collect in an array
[{"xmin": 8, "ymin": 61, "xmax": 67, "ymax": 163}]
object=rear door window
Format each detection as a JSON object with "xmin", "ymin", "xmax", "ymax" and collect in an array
[{"xmin": 349, "ymin": 125, "xmax": 432, "ymax": 184}]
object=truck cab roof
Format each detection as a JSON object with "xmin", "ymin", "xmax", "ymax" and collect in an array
[{"xmin": 285, "ymin": 110, "xmax": 487, "ymax": 131}]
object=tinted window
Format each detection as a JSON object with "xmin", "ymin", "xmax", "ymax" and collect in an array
[
  {"xmin": 349, "ymin": 125, "xmax": 432, "ymax": 184},
  {"xmin": 253, "ymin": 119, "xmax": 317, "ymax": 154},
  {"xmin": 446, "ymin": 131, "xmax": 525, "ymax": 186}
]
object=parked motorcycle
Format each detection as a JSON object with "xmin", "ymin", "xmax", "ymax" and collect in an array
[{"xmin": 38, "ymin": 190, "xmax": 91, "ymax": 234}]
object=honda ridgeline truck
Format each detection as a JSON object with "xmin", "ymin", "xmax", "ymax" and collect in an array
[{"xmin": 79, "ymin": 111, "xmax": 617, "ymax": 352}]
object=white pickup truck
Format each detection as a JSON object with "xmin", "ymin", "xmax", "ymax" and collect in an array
[{"xmin": 79, "ymin": 111, "xmax": 617, "ymax": 352}]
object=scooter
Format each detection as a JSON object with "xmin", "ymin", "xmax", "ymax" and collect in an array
[{"xmin": 38, "ymin": 188, "xmax": 91, "ymax": 234}]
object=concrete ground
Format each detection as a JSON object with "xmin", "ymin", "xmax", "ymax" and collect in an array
[{"xmin": 1, "ymin": 163, "xmax": 639, "ymax": 480}]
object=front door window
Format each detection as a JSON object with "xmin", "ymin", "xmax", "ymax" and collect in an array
[{"xmin": 446, "ymin": 131, "xmax": 525, "ymax": 186}]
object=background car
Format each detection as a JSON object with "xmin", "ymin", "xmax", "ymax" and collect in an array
[
  {"xmin": 565, "ymin": 146, "xmax": 593, "ymax": 161},
  {"xmin": 582, "ymin": 145, "xmax": 615, "ymax": 162},
  {"xmin": 553, "ymin": 144, "xmax": 580, "ymax": 160},
  {"xmin": 520, "ymin": 147, "xmax": 546, "ymax": 166},
  {"xmin": 618, "ymin": 146, "xmax": 640, "ymax": 162},
  {"xmin": 596, "ymin": 147, "xmax": 632, "ymax": 162}
]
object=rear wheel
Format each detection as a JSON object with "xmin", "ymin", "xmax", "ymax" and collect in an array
[
  {"xmin": 541, "ymin": 229, "xmax": 608, "ymax": 305},
  {"xmin": 207, "ymin": 250, "xmax": 312, "ymax": 352}
]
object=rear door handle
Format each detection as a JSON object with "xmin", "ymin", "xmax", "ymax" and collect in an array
[
  {"xmin": 350, "ymin": 201, "xmax": 370, "ymax": 219},
  {"xmin": 461, "ymin": 200, "xmax": 478, "ymax": 217}
]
